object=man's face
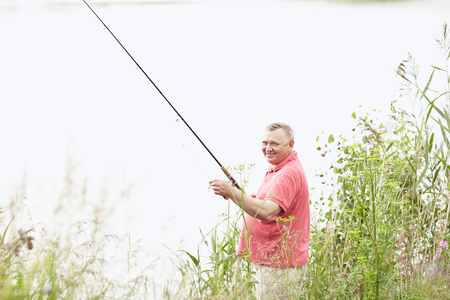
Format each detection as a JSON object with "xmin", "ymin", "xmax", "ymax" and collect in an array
[{"xmin": 261, "ymin": 128, "xmax": 294, "ymax": 165}]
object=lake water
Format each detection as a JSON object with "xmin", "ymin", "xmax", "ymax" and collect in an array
[{"xmin": 1, "ymin": 0, "xmax": 450, "ymax": 295}]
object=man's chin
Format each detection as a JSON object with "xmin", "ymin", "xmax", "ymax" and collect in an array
[{"xmin": 265, "ymin": 156, "xmax": 277, "ymax": 165}]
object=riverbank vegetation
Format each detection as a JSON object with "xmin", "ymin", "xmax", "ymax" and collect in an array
[
  {"xmin": 305, "ymin": 22, "xmax": 450, "ymax": 297},
  {"xmin": 1, "ymin": 23, "xmax": 450, "ymax": 299}
]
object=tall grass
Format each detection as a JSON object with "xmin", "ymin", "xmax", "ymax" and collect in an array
[
  {"xmin": 166, "ymin": 164, "xmax": 256, "ymax": 299},
  {"xmin": 0, "ymin": 159, "xmax": 154, "ymax": 299},
  {"xmin": 306, "ymin": 23, "xmax": 450, "ymax": 299}
]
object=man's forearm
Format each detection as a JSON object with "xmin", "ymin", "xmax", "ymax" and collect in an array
[{"xmin": 229, "ymin": 188, "xmax": 281, "ymax": 221}]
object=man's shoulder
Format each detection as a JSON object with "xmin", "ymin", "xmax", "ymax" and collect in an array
[
  {"xmin": 280, "ymin": 158, "xmax": 303, "ymax": 174},
  {"xmin": 275, "ymin": 165, "xmax": 304, "ymax": 186}
]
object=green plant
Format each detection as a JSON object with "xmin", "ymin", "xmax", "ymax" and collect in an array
[
  {"xmin": 170, "ymin": 164, "xmax": 256, "ymax": 299},
  {"xmin": 0, "ymin": 161, "xmax": 154, "ymax": 299},
  {"xmin": 306, "ymin": 22, "xmax": 450, "ymax": 299}
]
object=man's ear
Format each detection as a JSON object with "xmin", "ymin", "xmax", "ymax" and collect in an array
[{"xmin": 289, "ymin": 139, "xmax": 295, "ymax": 149}]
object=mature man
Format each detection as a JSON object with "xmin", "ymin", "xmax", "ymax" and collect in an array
[{"xmin": 209, "ymin": 122, "xmax": 310, "ymax": 299}]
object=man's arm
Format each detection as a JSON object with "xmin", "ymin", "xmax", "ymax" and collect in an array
[{"xmin": 209, "ymin": 179, "xmax": 282, "ymax": 221}]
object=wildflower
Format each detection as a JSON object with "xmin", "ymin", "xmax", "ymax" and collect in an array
[
  {"xmin": 43, "ymin": 285, "xmax": 52, "ymax": 294},
  {"xmin": 435, "ymin": 251, "xmax": 441, "ymax": 259},
  {"xmin": 18, "ymin": 229, "xmax": 34, "ymax": 250},
  {"xmin": 439, "ymin": 241, "xmax": 449, "ymax": 248},
  {"xmin": 14, "ymin": 242, "xmax": 23, "ymax": 255},
  {"xmin": 26, "ymin": 236, "xmax": 34, "ymax": 250}
]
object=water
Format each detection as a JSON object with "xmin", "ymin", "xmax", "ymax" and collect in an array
[{"xmin": 1, "ymin": 0, "xmax": 450, "ymax": 295}]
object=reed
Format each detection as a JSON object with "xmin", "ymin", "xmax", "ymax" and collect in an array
[
  {"xmin": 305, "ymin": 22, "xmax": 450, "ymax": 299},
  {"xmin": 166, "ymin": 163, "xmax": 256, "ymax": 299},
  {"xmin": 0, "ymin": 161, "xmax": 154, "ymax": 299}
]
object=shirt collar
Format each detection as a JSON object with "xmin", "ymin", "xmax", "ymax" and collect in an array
[{"xmin": 267, "ymin": 151, "xmax": 297, "ymax": 173}]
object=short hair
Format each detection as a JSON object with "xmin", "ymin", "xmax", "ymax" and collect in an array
[{"xmin": 265, "ymin": 122, "xmax": 294, "ymax": 141}]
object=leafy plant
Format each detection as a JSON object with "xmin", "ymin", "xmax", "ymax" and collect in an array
[
  {"xmin": 306, "ymin": 22, "xmax": 450, "ymax": 299},
  {"xmin": 170, "ymin": 163, "xmax": 256, "ymax": 299}
]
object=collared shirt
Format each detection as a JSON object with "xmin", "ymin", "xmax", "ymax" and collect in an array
[{"xmin": 236, "ymin": 151, "xmax": 310, "ymax": 268}]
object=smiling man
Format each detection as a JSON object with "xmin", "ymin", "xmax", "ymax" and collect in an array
[{"xmin": 209, "ymin": 122, "xmax": 310, "ymax": 299}]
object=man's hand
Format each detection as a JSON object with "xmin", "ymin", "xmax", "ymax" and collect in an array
[
  {"xmin": 209, "ymin": 180, "xmax": 282, "ymax": 221},
  {"xmin": 209, "ymin": 179, "xmax": 233, "ymax": 199}
]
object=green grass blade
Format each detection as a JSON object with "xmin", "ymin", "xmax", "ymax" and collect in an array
[
  {"xmin": 1, "ymin": 216, "xmax": 15, "ymax": 246},
  {"xmin": 420, "ymin": 68, "xmax": 435, "ymax": 100},
  {"xmin": 183, "ymin": 250, "xmax": 200, "ymax": 268}
]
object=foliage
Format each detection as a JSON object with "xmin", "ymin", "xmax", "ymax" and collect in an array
[
  {"xmin": 168, "ymin": 163, "xmax": 256, "ymax": 299},
  {"xmin": 0, "ymin": 166, "xmax": 152, "ymax": 299},
  {"xmin": 306, "ymin": 23, "xmax": 450, "ymax": 299}
]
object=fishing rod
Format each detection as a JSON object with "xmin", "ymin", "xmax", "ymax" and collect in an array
[{"xmin": 82, "ymin": 0, "xmax": 241, "ymax": 191}]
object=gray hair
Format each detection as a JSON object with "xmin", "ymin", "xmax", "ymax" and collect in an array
[{"xmin": 265, "ymin": 122, "xmax": 294, "ymax": 141}]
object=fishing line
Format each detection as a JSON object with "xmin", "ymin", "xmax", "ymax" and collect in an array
[
  {"xmin": 82, "ymin": 0, "xmax": 241, "ymax": 190},
  {"xmin": 181, "ymin": 143, "xmax": 214, "ymax": 191},
  {"xmin": 174, "ymin": 119, "xmax": 216, "ymax": 189}
]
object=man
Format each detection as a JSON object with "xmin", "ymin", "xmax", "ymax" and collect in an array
[{"xmin": 209, "ymin": 122, "xmax": 310, "ymax": 299}]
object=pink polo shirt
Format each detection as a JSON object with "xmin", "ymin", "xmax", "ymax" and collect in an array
[{"xmin": 237, "ymin": 151, "xmax": 309, "ymax": 268}]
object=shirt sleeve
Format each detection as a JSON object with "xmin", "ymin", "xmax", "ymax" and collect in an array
[{"xmin": 264, "ymin": 172, "xmax": 296, "ymax": 213}]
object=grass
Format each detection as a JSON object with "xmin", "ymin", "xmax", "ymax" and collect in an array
[
  {"xmin": 303, "ymin": 23, "xmax": 450, "ymax": 299},
  {"xmin": 0, "ymin": 158, "xmax": 155, "ymax": 299},
  {"xmin": 1, "ymin": 23, "xmax": 450, "ymax": 299}
]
